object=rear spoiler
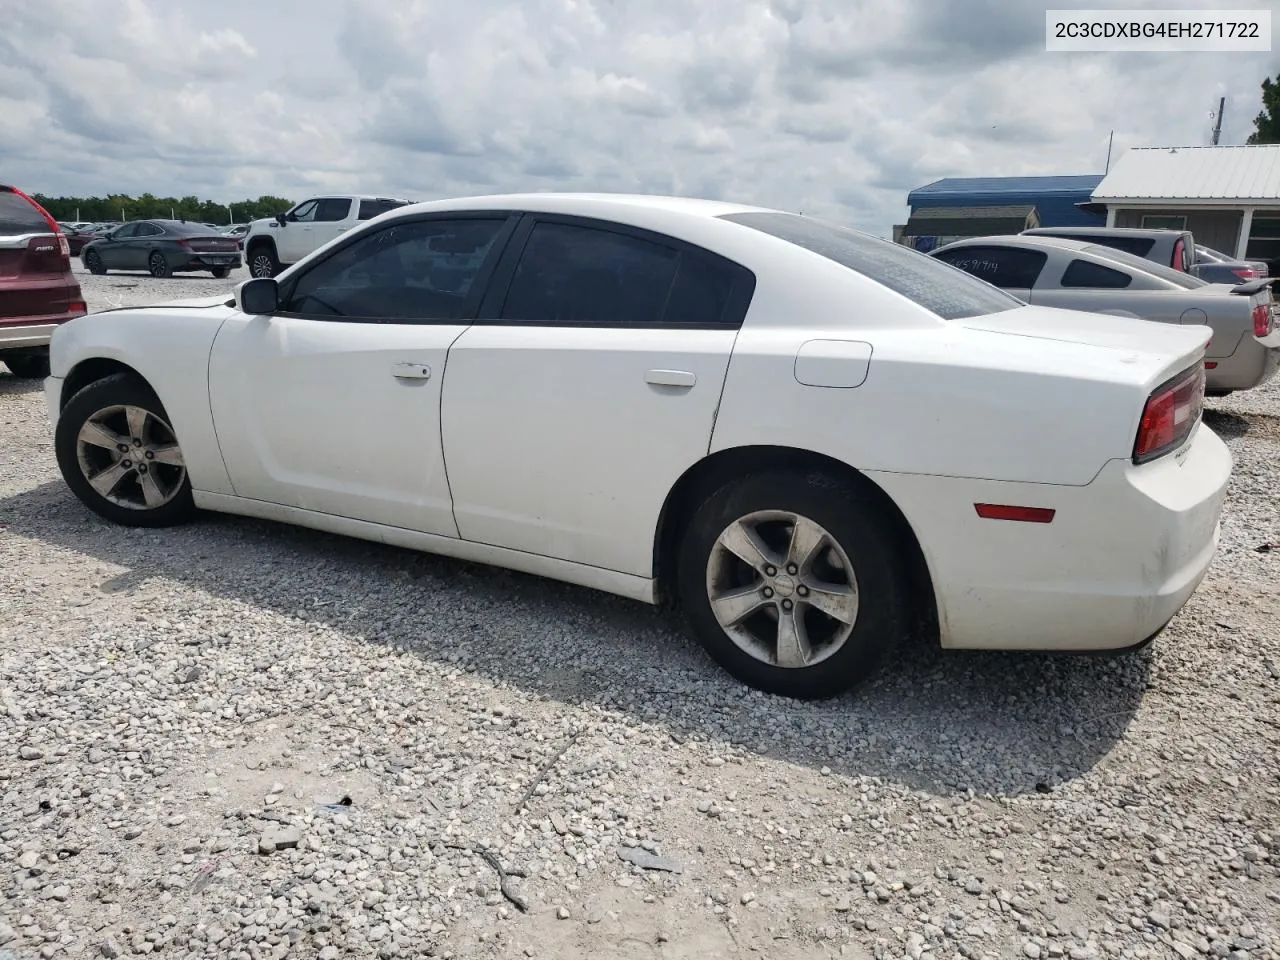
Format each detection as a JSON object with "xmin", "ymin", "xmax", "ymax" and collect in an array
[{"xmin": 1229, "ymin": 277, "xmax": 1277, "ymax": 296}]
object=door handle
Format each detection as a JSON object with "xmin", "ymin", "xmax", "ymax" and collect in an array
[
  {"xmin": 391, "ymin": 362, "xmax": 431, "ymax": 380},
  {"xmin": 645, "ymin": 369, "xmax": 696, "ymax": 388}
]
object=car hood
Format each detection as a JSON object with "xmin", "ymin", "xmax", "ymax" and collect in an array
[
  {"xmin": 90, "ymin": 294, "xmax": 234, "ymax": 316},
  {"xmin": 953, "ymin": 304, "xmax": 1210, "ymax": 383}
]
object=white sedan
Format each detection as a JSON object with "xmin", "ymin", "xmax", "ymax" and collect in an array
[{"xmin": 45, "ymin": 194, "xmax": 1232, "ymax": 699}]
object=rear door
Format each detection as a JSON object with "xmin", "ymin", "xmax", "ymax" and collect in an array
[
  {"xmin": 0, "ymin": 187, "xmax": 72, "ymax": 325},
  {"xmin": 438, "ymin": 214, "xmax": 755, "ymax": 577}
]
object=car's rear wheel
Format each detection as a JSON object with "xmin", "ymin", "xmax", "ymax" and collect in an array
[
  {"xmin": 248, "ymin": 245, "xmax": 280, "ymax": 279},
  {"xmin": 210, "ymin": 267, "xmax": 231, "ymax": 279},
  {"xmin": 85, "ymin": 250, "xmax": 106, "ymax": 275},
  {"xmin": 55, "ymin": 373, "xmax": 195, "ymax": 528},
  {"xmin": 676, "ymin": 470, "xmax": 912, "ymax": 699},
  {"xmin": 1, "ymin": 351, "xmax": 51, "ymax": 379},
  {"xmin": 148, "ymin": 251, "xmax": 171, "ymax": 278}
]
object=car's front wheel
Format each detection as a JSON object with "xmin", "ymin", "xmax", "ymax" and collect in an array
[
  {"xmin": 676, "ymin": 470, "xmax": 913, "ymax": 699},
  {"xmin": 248, "ymin": 244, "xmax": 280, "ymax": 279},
  {"xmin": 55, "ymin": 373, "xmax": 196, "ymax": 528}
]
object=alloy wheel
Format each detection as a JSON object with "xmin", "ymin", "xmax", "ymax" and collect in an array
[
  {"xmin": 705, "ymin": 510, "xmax": 860, "ymax": 669},
  {"xmin": 75, "ymin": 404, "xmax": 186, "ymax": 510}
]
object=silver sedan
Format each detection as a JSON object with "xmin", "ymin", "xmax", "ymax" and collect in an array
[{"xmin": 931, "ymin": 235, "xmax": 1280, "ymax": 395}]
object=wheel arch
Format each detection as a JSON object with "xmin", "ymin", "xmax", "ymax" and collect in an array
[
  {"xmin": 244, "ymin": 234, "xmax": 277, "ymax": 256},
  {"xmin": 652, "ymin": 444, "xmax": 938, "ymax": 642},
  {"xmin": 60, "ymin": 358, "xmax": 154, "ymax": 411}
]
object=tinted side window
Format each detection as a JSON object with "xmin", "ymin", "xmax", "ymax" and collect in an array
[
  {"xmin": 500, "ymin": 222, "xmax": 679, "ymax": 325},
  {"xmin": 1061, "ymin": 259, "xmax": 1133, "ymax": 289},
  {"xmin": 135, "ymin": 223, "xmax": 163, "ymax": 238},
  {"xmin": 359, "ymin": 199, "xmax": 406, "ymax": 220},
  {"xmin": 932, "ymin": 246, "xmax": 1046, "ymax": 288},
  {"xmin": 0, "ymin": 191, "xmax": 48, "ymax": 236},
  {"xmin": 279, "ymin": 218, "xmax": 507, "ymax": 321},
  {"xmin": 113, "ymin": 223, "xmax": 139, "ymax": 239},
  {"xmin": 722, "ymin": 212, "xmax": 1020, "ymax": 320},
  {"xmin": 316, "ymin": 198, "xmax": 352, "ymax": 222}
]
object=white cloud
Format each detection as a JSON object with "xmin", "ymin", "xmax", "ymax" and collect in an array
[{"xmin": 0, "ymin": 0, "xmax": 1274, "ymax": 233}]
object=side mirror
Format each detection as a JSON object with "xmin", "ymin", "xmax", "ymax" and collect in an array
[
  {"xmin": 275, "ymin": 213, "xmax": 288, "ymax": 226},
  {"xmin": 237, "ymin": 278, "xmax": 279, "ymax": 315}
]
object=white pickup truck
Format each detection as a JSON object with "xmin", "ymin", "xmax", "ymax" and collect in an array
[{"xmin": 242, "ymin": 195, "xmax": 411, "ymax": 278}]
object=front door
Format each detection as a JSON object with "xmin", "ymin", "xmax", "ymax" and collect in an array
[
  {"xmin": 100, "ymin": 222, "xmax": 139, "ymax": 270},
  {"xmin": 208, "ymin": 213, "xmax": 518, "ymax": 536},
  {"xmin": 276, "ymin": 199, "xmax": 319, "ymax": 264},
  {"xmin": 439, "ymin": 215, "xmax": 755, "ymax": 577},
  {"xmin": 311, "ymin": 197, "xmax": 354, "ymax": 254}
]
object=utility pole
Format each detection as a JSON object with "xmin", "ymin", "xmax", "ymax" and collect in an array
[
  {"xmin": 1210, "ymin": 96, "xmax": 1226, "ymax": 145},
  {"xmin": 1105, "ymin": 130, "xmax": 1115, "ymax": 173}
]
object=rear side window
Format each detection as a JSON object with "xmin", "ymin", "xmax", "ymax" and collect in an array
[
  {"xmin": 0, "ymin": 189, "xmax": 51, "ymax": 236},
  {"xmin": 722, "ymin": 211, "xmax": 1021, "ymax": 320},
  {"xmin": 359, "ymin": 199, "xmax": 407, "ymax": 220},
  {"xmin": 316, "ymin": 198, "xmax": 352, "ymax": 222},
  {"xmin": 1079, "ymin": 244, "xmax": 1206, "ymax": 289},
  {"xmin": 497, "ymin": 220, "xmax": 752, "ymax": 327},
  {"xmin": 932, "ymin": 246, "xmax": 1046, "ymax": 289},
  {"xmin": 134, "ymin": 223, "xmax": 164, "ymax": 238},
  {"xmin": 1061, "ymin": 259, "xmax": 1133, "ymax": 289}
]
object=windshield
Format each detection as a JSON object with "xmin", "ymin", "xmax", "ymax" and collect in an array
[
  {"xmin": 1080, "ymin": 244, "xmax": 1207, "ymax": 289},
  {"xmin": 720, "ymin": 211, "xmax": 1022, "ymax": 320}
]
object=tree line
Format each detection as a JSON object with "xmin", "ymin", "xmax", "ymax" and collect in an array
[{"xmin": 31, "ymin": 193, "xmax": 296, "ymax": 226}]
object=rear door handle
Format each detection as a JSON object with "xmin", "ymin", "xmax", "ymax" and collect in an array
[
  {"xmin": 645, "ymin": 369, "xmax": 696, "ymax": 388},
  {"xmin": 391, "ymin": 362, "xmax": 431, "ymax": 380}
]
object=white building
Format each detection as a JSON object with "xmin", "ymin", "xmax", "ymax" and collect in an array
[{"xmin": 1087, "ymin": 144, "xmax": 1280, "ymax": 264}]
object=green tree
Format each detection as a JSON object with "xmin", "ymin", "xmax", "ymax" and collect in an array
[
  {"xmin": 1246, "ymin": 73, "xmax": 1280, "ymax": 144},
  {"xmin": 31, "ymin": 192, "xmax": 296, "ymax": 225}
]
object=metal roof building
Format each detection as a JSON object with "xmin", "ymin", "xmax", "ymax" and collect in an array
[
  {"xmin": 1089, "ymin": 145, "xmax": 1280, "ymax": 263},
  {"xmin": 898, "ymin": 175, "xmax": 1105, "ymax": 249}
]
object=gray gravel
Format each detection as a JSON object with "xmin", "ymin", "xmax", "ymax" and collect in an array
[{"xmin": 1, "ymin": 269, "xmax": 1278, "ymax": 959}]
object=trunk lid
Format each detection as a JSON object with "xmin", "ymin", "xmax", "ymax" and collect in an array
[{"xmin": 953, "ymin": 305, "xmax": 1210, "ymax": 391}]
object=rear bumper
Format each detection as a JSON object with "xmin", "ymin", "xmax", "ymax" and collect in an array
[
  {"xmin": 1206, "ymin": 333, "xmax": 1280, "ymax": 391},
  {"xmin": 173, "ymin": 253, "xmax": 242, "ymax": 271},
  {"xmin": 868, "ymin": 424, "xmax": 1231, "ymax": 651},
  {"xmin": 0, "ymin": 319, "xmax": 77, "ymax": 350}
]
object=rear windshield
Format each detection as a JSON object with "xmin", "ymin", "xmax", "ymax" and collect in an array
[
  {"xmin": 720, "ymin": 212, "xmax": 1021, "ymax": 320},
  {"xmin": 1081, "ymin": 244, "xmax": 1206, "ymax": 289},
  {"xmin": 161, "ymin": 221, "xmax": 224, "ymax": 237},
  {"xmin": 0, "ymin": 189, "xmax": 51, "ymax": 237}
]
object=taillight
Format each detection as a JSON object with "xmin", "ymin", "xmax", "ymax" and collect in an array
[
  {"xmin": 68, "ymin": 299, "xmax": 87, "ymax": 314},
  {"xmin": 1253, "ymin": 303, "xmax": 1272, "ymax": 338},
  {"xmin": 1232, "ymin": 267, "xmax": 1259, "ymax": 280},
  {"xmin": 9, "ymin": 185, "xmax": 69, "ymax": 263},
  {"xmin": 176, "ymin": 239, "xmax": 192, "ymax": 249},
  {"xmin": 1133, "ymin": 365, "xmax": 1205, "ymax": 464}
]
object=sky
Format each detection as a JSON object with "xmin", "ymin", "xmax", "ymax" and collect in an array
[{"xmin": 1, "ymin": 0, "xmax": 1275, "ymax": 235}]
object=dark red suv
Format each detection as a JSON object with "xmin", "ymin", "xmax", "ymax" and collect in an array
[{"xmin": 1, "ymin": 185, "xmax": 87, "ymax": 379}]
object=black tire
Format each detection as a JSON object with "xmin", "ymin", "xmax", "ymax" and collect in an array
[
  {"xmin": 248, "ymin": 244, "xmax": 280, "ymax": 279},
  {"xmin": 210, "ymin": 267, "xmax": 231, "ymax": 279},
  {"xmin": 55, "ymin": 373, "xmax": 196, "ymax": 528},
  {"xmin": 2, "ymin": 351, "xmax": 51, "ymax": 379},
  {"xmin": 85, "ymin": 250, "xmax": 107, "ymax": 275},
  {"xmin": 148, "ymin": 251, "xmax": 171, "ymax": 278},
  {"xmin": 676, "ymin": 469, "xmax": 913, "ymax": 700}
]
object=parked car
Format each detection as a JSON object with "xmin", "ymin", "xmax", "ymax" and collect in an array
[
  {"xmin": 81, "ymin": 220, "xmax": 242, "ymax": 278},
  {"xmin": 221, "ymin": 224, "xmax": 249, "ymax": 239},
  {"xmin": 0, "ymin": 184, "xmax": 87, "ymax": 378},
  {"xmin": 242, "ymin": 195, "xmax": 411, "ymax": 278},
  {"xmin": 1022, "ymin": 226, "xmax": 1196, "ymax": 273},
  {"xmin": 57, "ymin": 223, "xmax": 101, "ymax": 256},
  {"xmin": 46, "ymin": 194, "xmax": 1230, "ymax": 699},
  {"xmin": 930, "ymin": 235, "xmax": 1279, "ymax": 395},
  {"xmin": 1195, "ymin": 243, "xmax": 1269, "ymax": 281}
]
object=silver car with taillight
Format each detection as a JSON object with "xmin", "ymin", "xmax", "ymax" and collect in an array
[{"xmin": 931, "ymin": 235, "xmax": 1280, "ymax": 397}]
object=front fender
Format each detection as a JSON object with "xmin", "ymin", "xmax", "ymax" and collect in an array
[{"xmin": 51, "ymin": 307, "xmax": 236, "ymax": 496}]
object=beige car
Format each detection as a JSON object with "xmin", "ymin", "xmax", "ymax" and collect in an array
[{"xmin": 932, "ymin": 235, "xmax": 1280, "ymax": 396}]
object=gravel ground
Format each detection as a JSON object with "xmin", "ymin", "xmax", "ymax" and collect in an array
[{"xmin": 1, "ymin": 265, "xmax": 1278, "ymax": 960}]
